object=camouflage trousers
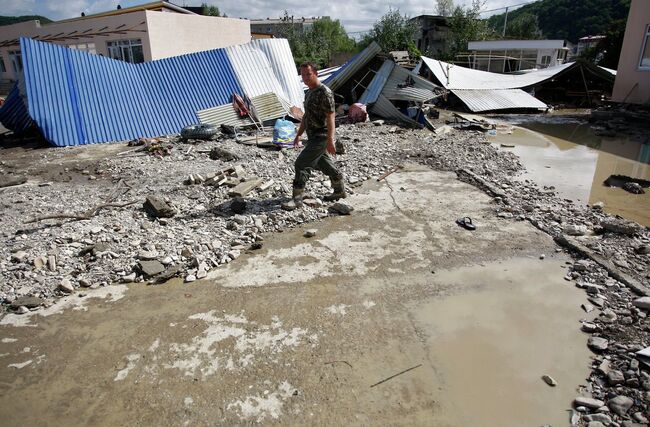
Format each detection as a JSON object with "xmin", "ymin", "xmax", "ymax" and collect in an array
[{"xmin": 293, "ymin": 134, "xmax": 342, "ymax": 190}]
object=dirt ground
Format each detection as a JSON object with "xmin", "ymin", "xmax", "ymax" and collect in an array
[{"xmin": 0, "ymin": 165, "xmax": 593, "ymax": 426}]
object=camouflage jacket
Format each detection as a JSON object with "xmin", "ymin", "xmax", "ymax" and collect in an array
[{"xmin": 303, "ymin": 84, "xmax": 335, "ymax": 137}]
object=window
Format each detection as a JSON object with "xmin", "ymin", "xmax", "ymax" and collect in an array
[
  {"xmin": 541, "ymin": 55, "xmax": 551, "ymax": 67},
  {"xmin": 107, "ymin": 39, "xmax": 144, "ymax": 63},
  {"xmin": 8, "ymin": 50, "xmax": 22, "ymax": 72},
  {"xmin": 68, "ymin": 43, "xmax": 97, "ymax": 54},
  {"xmin": 0, "ymin": 57, "xmax": 6, "ymax": 73},
  {"xmin": 640, "ymin": 25, "xmax": 650, "ymax": 69}
]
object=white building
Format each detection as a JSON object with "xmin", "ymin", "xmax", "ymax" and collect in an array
[
  {"xmin": 0, "ymin": 1, "xmax": 251, "ymax": 82},
  {"xmin": 466, "ymin": 39, "xmax": 571, "ymax": 73}
]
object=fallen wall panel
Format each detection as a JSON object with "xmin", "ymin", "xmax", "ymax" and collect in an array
[{"xmin": 452, "ymin": 89, "xmax": 547, "ymax": 112}]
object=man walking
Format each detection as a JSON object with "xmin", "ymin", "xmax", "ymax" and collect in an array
[{"xmin": 282, "ymin": 62, "xmax": 346, "ymax": 211}]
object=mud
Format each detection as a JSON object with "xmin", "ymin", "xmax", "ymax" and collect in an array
[{"xmin": 0, "ymin": 166, "xmax": 592, "ymax": 425}]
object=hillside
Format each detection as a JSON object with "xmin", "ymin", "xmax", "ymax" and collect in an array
[
  {"xmin": 487, "ymin": 0, "xmax": 630, "ymax": 43},
  {"xmin": 0, "ymin": 15, "xmax": 52, "ymax": 27}
]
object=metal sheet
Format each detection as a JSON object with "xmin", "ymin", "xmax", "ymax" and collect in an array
[
  {"xmin": 19, "ymin": 37, "xmax": 244, "ymax": 146},
  {"xmin": 324, "ymin": 42, "xmax": 382, "ymax": 91},
  {"xmin": 369, "ymin": 94, "xmax": 422, "ymax": 128},
  {"xmin": 300, "ymin": 65, "xmax": 342, "ymax": 91},
  {"xmin": 381, "ymin": 65, "xmax": 440, "ymax": 102},
  {"xmin": 451, "ymin": 89, "xmax": 547, "ymax": 112},
  {"xmin": 420, "ymin": 56, "xmax": 575, "ymax": 90},
  {"xmin": 197, "ymin": 92, "xmax": 288, "ymax": 126},
  {"xmin": 358, "ymin": 60, "xmax": 394, "ymax": 105},
  {"xmin": 250, "ymin": 39, "xmax": 304, "ymax": 108},
  {"xmin": 0, "ymin": 81, "xmax": 34, "ymax": 135}
]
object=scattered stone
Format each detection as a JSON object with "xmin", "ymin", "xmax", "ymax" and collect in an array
[
  {"xmin": 10, "ymin": 251, "xmax": 28, "ymax": 263},
  {"xmin": 607, "ymin": 370, "xmax": 625, "ymax": 386},
  {"xmin": 565, "ymin": 224, "xmax": 588, "ymax": 236},
  {"xmin": 137, "ymin": 250, "xmax": 159, "ymax": 260},
  {"xmin": 330, "ymin": 202, "xmax": 354, "ymax": 215},
  {"xmin": 586, "ymin": 421, "xmax": 605, "ymax": 427},
  {"xmin": 58, "ymin": 279, "xmax": 74, "ymax": 293},
  {"xmin": 33, "ymin": 256, "xmax": 47, "ymax": 269},
  {"xmin": 608, "ymin": 395, "xmax": 634, "ymax": 416},
  {"xmin": 185, "ymin": 274, "xmax": 196, "ymax": 283},
  {"xmin": 78, "ymin": 279, "xmax": 92, "ymax": 288},
  {"xmin": 634, "ymin": 244, "xmax": 650, "ymax": 255},
  {"xmin": 539, "ymin": 254, "xmax": 546, "ymax": 260},
  {"xmin": 209, "ymin": 147, "xmax": 238, "ymax": 161},
  {"xmin": 582, "ymin": 322, "xmax": 598, "ymax": 333},
  {"xmin": 304, "ymin": 229, "xmax": 317, "ymax": 238},
  {"xmin": 122, "ymin": 272, "xmax": 136, "ymax": 283},
  {"xmin": 574, "ymin": 396, "xmax": 605, "ymax": 409},
  {"xmin": 622, "ymin": 182, "xmax": 645, "ymax": 194},
  {"xmin": 597, "ymin": 359, "xmax": 612, "ymax": 375},
  {"xmin": 15, "ymin": 306, "xmax": 30, "ymax": 314},
  {"xmin": 143, "ymin": 196, "xmax": 175, "ymax": 218},
  {"xmin": 582, "ymin": 303, "xmax": 595, "ymax": 313},
  {"xmin": 138, "ymin": 260, "xmax": 165, "ymax": 278},
  {"xmin": 9, "ymin": 296, "xmax": 44, "ymax": 309},
  {"xmin": 588, "ymin": 337, "xmax": 609, "ymax": 352},
  {"xmin": 600, "ymin": 218, "xmax": 640, "ymax": 236},
  {"xmin": 632, "ymin": 297, "xmax": 650, "ymax": 311},
  {"xmin": 541, "ymin": 374, "xmax": 557, "ymax": 386}
]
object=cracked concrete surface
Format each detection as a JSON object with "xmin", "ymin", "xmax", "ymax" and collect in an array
[{"xmin": 0, "ymin": 165, "xmax": 591, "ymax": 425}]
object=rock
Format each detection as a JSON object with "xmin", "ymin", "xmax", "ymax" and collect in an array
[
  {"xmin": 231, "ymin": 197, "xmax": 247, "ymax": 214},
  {"xmin": 582, "ymin": 303, "xmax": 595, "ymax": 313},
  {"xmin": 89, "ymin": 226, "xmax": 103, "ymax": 235},
  {"xmin": 15, "ymin": 306, "xmax": 30, "ymax": 314},
  {"xmin": 589, "ymin": 296, "xmax": 605, "ymax": 308},
  {"xmin": 137, "ymin": 250, "xmax": 159, "ymax": 260},
  {"xmin": 304, "ymin": 229, "xmax": 317, "ymax": 238},
  {"xmin": 78, "ymin": 279, "xmax": 92, "ymax": 288},
  {"xmin": 588, "ymin": 337, "xmax": 609, "ymax": 352},
  {"xmin": 161, "ymin": 256, "xmax": 173, "ymax": 265},
  {"xmin": 539, "ymin": 254, "xmax": 546, "ymax": 260},
  {"xmin": 209, "ymin": 147, "xmax": 238, "ymax": 161},
  {"xmin": 635, "ymin": 244, "xmax": 650, "ymax": 255},
  {"xmin": 9, "ymin": 296, "xmax": 44, "ymax": 309},
  {"xmin": 592, "ymin": 201, "xmax": 605, "ymax": 210},
  {"xmin": 33, "ymin": 256, "xmax": 47, "ymax": 269},
  {"xmin": 11, "ymin": 251, "xmax": 28, "ymax": 263},
  {"xmin": 542, "ymin": 374, "xmax": 557, "ymax": 386},
  {"xmin": 573, "ymin": 260, "xmax": 591, "ymax": 272},
  {"xmin": 633, "ymin": 412, "xmax": 649, "ymax": 423},
  {"xmin": 597, "ymin": 359, "xmax": 612, "ymax": 375},
  {"xmin": 582, "ymin": 322, "xmax": 598, "ymax": 333},
  {"xmin": 622, "ymin": 182, "xmax": 645, "ymax": 194},
  {"xmin": 151, "ymin": 264, "xmax": 183, "ymax": 284},
  {"xmin": 47, "ymin": 255, "xmax": 57, "ymax": 271},
  {"xmin": 586, "ymin": 422, "xmax": 606, "ymax": 427},
  {"xmin": 330, "ymin": 202, "xmax": 354, "ymax": 215},
  {"xmin": 138, "ymin": 260, "xmax": 165, "ymax": 278},
  {"xmin": 143, "ymin": 196, "xmax": 175, "ymax": 218},
  {"xmin": 565, "ymin": 224, "xmax": 588, "ymax": 236},
  {"xmin": 600, "ymin": 218, "xmax": 640, "ymax": 236},
  {"xmin": 303, "ymin": 198, "xmax": 323, "ymax": 208},
  {"xmin": 497, "ymin": 212, "xmax": 514, "ymax": 219},
  {"xmin": 600, "ymin": 309, "xmax": 618, "ymax": 323},
  {"xmin": 185, "ymin": 275, "xmax": 196, "ymax": 283},
  {"xmin": 607, "ymin": 370, "xmax": 625, "ymax": 386},
  {"xmin": 122, "ymin": 272, "xmax": 136, "ymax": 282},
  {"xmin": 632, "ymin": 297, "xmax": 650, "ymax": 311},
  {"xmin": 575, "ymin": 396, "xmax": 605, "ymax": 409},
  {"xmin": 58, "ymin": 279, "xmax": 74, "ymax": 293},
  {"xmin": 608, "ymin": 395, "xmax": 634, "ymax": 416}
]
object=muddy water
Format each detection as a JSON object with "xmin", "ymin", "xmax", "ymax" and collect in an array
[{"xmin": 490, "ymin": 116, "xmax": 650, "ymax": 226}]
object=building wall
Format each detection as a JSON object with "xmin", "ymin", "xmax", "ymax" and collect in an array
[
  {"xmin": 612, "ymin": 0, "xmax": 650, "ymax": 104},
  {"xmin": 0, "ymin": 11, "xmax": 153, "ymax": 81},
  {"xmin": 145, "ymin": 12, "xmax": 250, "ymax": 60}
]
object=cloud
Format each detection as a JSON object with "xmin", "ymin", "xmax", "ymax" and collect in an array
[{"xmin": 3, "ymin": 0, "xmax": 527, "ymax": 33}]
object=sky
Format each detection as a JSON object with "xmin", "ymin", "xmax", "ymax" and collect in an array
[{"xmin": 0, "ymin": 0, "xmax": 531, "ymax": 33}]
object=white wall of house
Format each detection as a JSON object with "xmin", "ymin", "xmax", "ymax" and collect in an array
[
  {"xmin": 612, "ymin": 0, "xmax": 650, "ymax": 104},
  {"xmin": 145, "ymin": 12, "xmax": 250, "ymax": 60},
  {"xmin": 467, "ymin": 40, "xmax": 568, "ymax": 72}
]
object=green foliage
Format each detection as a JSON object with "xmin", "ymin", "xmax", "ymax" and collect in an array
[
  {"xmin": 445, "ymin": 0, "xmax": 494, "ymax": 59},
  {"xmin": 505, "ymin": 12, "xmax": 542, "ymax": 39},
  {"xmin": 361, "ymin": 9, "xmax": 421, "ymax": 58},
  {"xmin": 580, "ymin": 18, "xmax": 627, "ymax": 69},
  {"xmin": 201, "ymin": 3, "xmax": 223, "ymax": 17},
  {"xmin": 0, "ymin": 15, "xmax": 52, "ymax": 27},
  {"xmin": 279, "ymin": 13, "xmax": 356, "ymax": 68},
  {"xmin": 487, "ymin": 0, "xmax": 630, "ymax": 43}
]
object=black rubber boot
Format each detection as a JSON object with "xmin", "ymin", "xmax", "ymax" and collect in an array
[
  {"xmin": 281, "ymin": 188, "xmax": 305, "ymax": 211},
  {"xmin": 323, "ymin": 179, "xmax": 346, "ymax": 202}
]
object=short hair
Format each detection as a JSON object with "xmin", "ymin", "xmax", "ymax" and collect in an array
[{"xmin": 299, "ymin": 62, "xmax": 318, "ymax": 73}]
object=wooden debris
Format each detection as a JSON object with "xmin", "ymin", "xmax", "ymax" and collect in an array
[
  {"xmin": 25, "ymin": 200, "xmax": 139, "ymax": 223},
  {"xmin": 369, "ymin": 364, "xmax": 422, "ymax": 388},
  {"xmin": 229, "ymin": 178, "xmax": 263, "ymax": 197}
]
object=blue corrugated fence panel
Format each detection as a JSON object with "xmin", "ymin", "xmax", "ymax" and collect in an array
[{"xmin": 19, "ymin": 37, "xmax": 244, "ymax": 147}]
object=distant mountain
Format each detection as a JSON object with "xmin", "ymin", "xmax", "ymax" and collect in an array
[
  {"xmin": 487, "ymin": 0, "xmax": 630, "ymax": 43},
  {"xmin": 0, "ymin": 15, "xmax": 53, "ymax": 27}
]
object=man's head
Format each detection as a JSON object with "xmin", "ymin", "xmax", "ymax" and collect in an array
[{"xmin": 300, "ymin": 62, "xmax": 320, "ymax": 89}]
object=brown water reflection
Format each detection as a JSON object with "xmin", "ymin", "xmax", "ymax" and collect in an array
[{"xmin": 491, "ymin": 117, "xmax": 650, "ymax": 227}]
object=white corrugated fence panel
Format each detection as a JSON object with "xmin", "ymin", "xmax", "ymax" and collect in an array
[
  {"xmin": 381, "ymin": 65, "xmax": 440, "ymax": 102},
  {"xmin": 250, "ymin": 39, "xmax": 304, "ymax": 108},
  {"xmin": 451, "ymin": 89, "xmax": 547, "ymax": 112},
  {"xmin": 369, "ymin": 94, "xmax": 422, "ymax": 127}
]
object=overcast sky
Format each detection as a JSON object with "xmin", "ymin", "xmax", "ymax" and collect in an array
[{"xmin": 0, "ymin": 0, "xmax": 531, "ymax": 33}]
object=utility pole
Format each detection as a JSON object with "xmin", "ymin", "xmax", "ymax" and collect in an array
[{"xmin": 502, "ymin": 6, "xmax": 509, "ymax": 37}]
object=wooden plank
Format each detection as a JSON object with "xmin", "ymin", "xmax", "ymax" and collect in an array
[{"xmin": 229, "ymin": 178, "xmax": 264, "ymax": 197}]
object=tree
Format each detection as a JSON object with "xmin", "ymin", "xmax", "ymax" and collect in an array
[
  {"xmin": 444, "ymin": 0, "xmax": 493, "ymax": 60},
  {"xmin": 506, "ymin": 13, "xmax": 542, "ymax": 39},
  {"xmin": 278, "ymin": 12, "xmax": 356, "ymax": 68},
  {"xmin": 361, "ymin": 9, "xmax": 420, "ymax": 57},
  {"xmin": 201, "ymin": 3, "xmax": 223, "ymax": 17},
  {"xmin": 436, "ymin": 0, "xmax": 455, "ymax": 17}
]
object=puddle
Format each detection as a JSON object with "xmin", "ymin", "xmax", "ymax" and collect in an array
[
  {"xmin": 416, "ymin": 257, "xmax": 591, "ymax": 427},
  {"xmin": 490, "ymin": 115, "xmax": 650, "ymax": 226}
]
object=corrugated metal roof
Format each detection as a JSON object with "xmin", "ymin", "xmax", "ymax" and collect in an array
[
  {"xmin": 197, "ymin": 92, "xmax": 288, "ymax": 126},
  {"xmin": 420, "ymin": 56, "xmax": 575, "ymax": 90},
  {"xmin": 300, "ymin": 65, "xmax": 342, "ymax": 91},
  {"xmin": 381, "ymin": 65, "xmax": 440, "ymax": 102},
  {"xmin": 8, "ymin": 37, "xmax": 303, "ymax": 147},
  {"xmin": 324, "ymin": 42, "xmax": 382, "ymax": 91},
  {"xmin": 599, "ymin": 66, "xmax": 617, "ymax": 76},
  {"xmin": 18, "ymin": 37, "xmax": 244, "ymax": 146},
  {"xmin": 451, "ymin": 89, "xmax": 547, "ymax": 112},
  {"xmin": 0, "ymin": 80, "xmax": 34, "ymax": 135},
  {"xmin": 358, "ymin": 60, "xmax": 394, "ymax": 105},
  {"xmin": 369, "ymin": 94, "xmax": 423, "ymax": 128},
  {"xmin": 250, "ymin": 39, "xmax": 304, "ymax": 108}
]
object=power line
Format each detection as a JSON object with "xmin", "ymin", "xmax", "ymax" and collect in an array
[{"xmin": 479, "ymin": 0, "xmax": 537, "ymax": 14}]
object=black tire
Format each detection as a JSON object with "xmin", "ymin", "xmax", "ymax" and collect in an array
[{"xmin": 180, "ymin": 124, "xmax": 220, "ymax": 140}]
